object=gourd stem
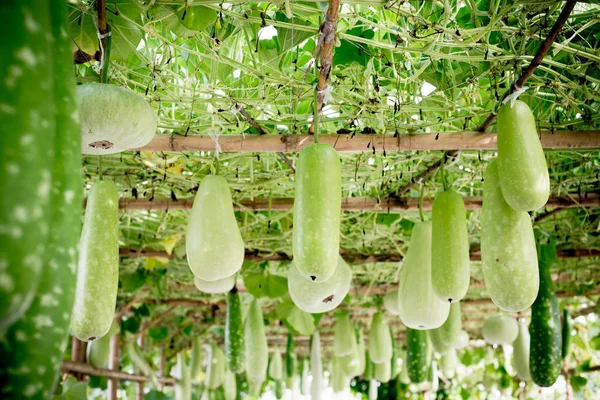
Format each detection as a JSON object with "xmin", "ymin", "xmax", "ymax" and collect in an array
[
  {"xmin": 418, "ymin": 183, "xmax": 425, "ymax": 222},
  {"xmin": 313, "ymin": 82, "xmax": 320, "ymax": 144},
  {"xmin": 440, "ymin": 158, "xmax": 448, "ymax": 191}
]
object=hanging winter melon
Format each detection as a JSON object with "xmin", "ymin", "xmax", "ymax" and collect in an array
[
  {"xmin": 190, "ymin": 337, "xmax": 203, "ymax": 381},
  {"xmin": 431, "ymin": 190, "xmax": 470, "ymax": 303},
  {"xmin": 374, "ymin": 359, "xmax": 391, "ymax": 383},
  {"xmin": 223, "ymin": 370, "xmax": 237, "ymax": 400},
  {"xmin": 334, "ymin": 312, "xmax": 356, "ymax": 357},
  {"xmin": 245, "ymin": 298, "xmax": 268, "ymax": 385},
  {"xmin": 340, "ymin": 327, "xmax": 361, "ymax": 377},
  {"xmin": 406, "ymin": 328, "xmax": 428, "ymax": 384},
  {"xmin": 206, "ymin": 345, "xmax": 226, "ymax": 389},
  {"xmin": 453, "ymin": 330, "xmax": 470, "ymax": 350},
  {"xmin": 482, "ymin": 314, "xmax": 519, "ymax": 345},
  {"xmin": 356, "ymin": 327, "xmax": 366, "ymax": 376},
  {"xmin": 310, "ymin": 331, "xmax": 323, "ymax": 400},
  {"xmin": 78, "ymin": 83, "xmax": 157, "ymax": 155},
  {"xmin": 175, "ymin": 352, "xmax": 191, "ymax": 400},
  {"xmin": 269, "ymin": 350, "xmax": 283, "ymax": 380},
  {"xmin": 497, "ymin": 100, "xmax": 549, "ymax": 211},
  {"xmin": 368, "ymin": 312, "xmax": 392, "ymax": 364},
  {"xmin": 397, "ymin": 221, "xmax": 450, "ymax": 330},
  {"xmin": 71, "ymin": 180, "xmax": 119, "ymax": 341},
  {"xmin": 429, "ymin": 302, "xmax": 462, "ymax": 354},
  {"xmin": 481, "ymin": 160, "xmax": 539, "ymax": 312},
  {"xmin": 440, "ymin": 348, "xmax": 459, "ymax": 379},
  {"xmin": 88, "ymin": 322, "xmax": 119, "ymax": 368},
  {"xmin": 331, "ymin": 356, "xmax": 349, "ymax": 393},
  {"xmin": 383, "ymin": 290, "xmax": 400, "ymax": 315},
  {"xmin": 293, "ymin": 144, "xmax": 341, "ymax": 282},
  {"xmin": 288, "ymin": 256, "xmax": 351, "ymax": 313},
  {"xmin": 194, "ymin": 274, "xmax": 236, "ymax": 294},
  {"xmin": 186, "ymin": 175, "xmax": 245, "ymax": 281},
  {"xmin": 512, "ymin": 321, "xmax": 531, "ymax": 381}
]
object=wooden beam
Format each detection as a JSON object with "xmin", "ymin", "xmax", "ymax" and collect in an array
[
  {"xmin": 137, "ymin": 131, "xmax": 600, "ymax": 153},
  {"xmin": 61, "ymin": 361, "xmax": 176, "ymax": 385},
  {"xmin": 114, "ymin": 194, "xmax": 600, "ymax": 212}
]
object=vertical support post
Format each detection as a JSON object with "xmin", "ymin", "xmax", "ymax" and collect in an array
[
  {"xmin": 71, "ymin": 336, "xmax": 87, "ymax": 381},
  {"xmin": 159, "ymin": 345, "xmax": 167, "ymax": 392},
  {"xmin": 137, "ymin": 335, "xmax": 146, "ymax": 400}
]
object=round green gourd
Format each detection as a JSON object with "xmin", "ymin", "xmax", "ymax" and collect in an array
[
  {"xmin": 293, "ymin": 143, "xmax": 341, "ymax": 282},
  {"xmin": 397, "ymin": 221, "xmax": 450, "ymax": 329},
  {"xmin": 512, "ymin": 321, "xmax": 531, "ymax": 381},
  {"xmin": 482, "ymin": 314, "xmax": 519, "ymax": 345},
  {"xmin": 88, "ymin": 322, "xmax": 119, "ymax": 369},
  {"xmin": 207, "ymin": 345, "xmax": 226, "ymax": 389},
  {"xmin": 431, "ymin": 190, "xmax": 470, "ymax": 303},
  {"xmin": 187, "ymin": 175, "xmax": 245, "ymax": 281},
  {"xmin": 225, "ymin": 287, "xmax": 244, "ymax": 374},
  {"xmin": 269, "ymin": 350, "xmax": 283, "ymax": 380},
  {"xmin": 224, "ymin": 370, "xmax": 237, "ymax": 400},
  {"xmin": 0, "ymin": 0, "xmax": 55, "ymax": 331},
  {"xmin": 190, "ymin": 336, "xmax": 203, "ymax": 381},
  {"xmin": 430, "ymin": 302, "xmax": 462, "ymax": 354},
  {"xmin": 481, "ymin": 160, "xmax": 539, "ymax": 312},
  {"xmin": 374, "ymin": 359, "xmax": 391, "ymax": 383},
  {"xmin": 497, "ymin": 100, "xmax": 549, "ymax": 211},
  {"xmin": 310, "ymin": 331, "xmax": 323, "ymax": 400},
  {"xmin": 334, "ymin": 312, "xmax": 356, "ymax": 357},
  {"xmin": 175, "ymin": 352, "xmax": 191, "ymax": 400},
  {"xmin": 529, "ymin": 245, "xmax": 562, "ymax": 387},
  {"xmin": 440, "ymin": 348, "xmax": 459, "ymax": 379},
  {"xmin": 406, "ymin": 328, "xmax": 428, "ymax": 384},
  {"xmin": 71, "ymin": 180, "xmax": 119, "ymax": 341},
  {"xmin": 368, "ymin": 311, "xmax": 392, "ymax": 364},
  {"xmin": 78, "ymin": 83, "xmax": 157, "ymax": 155},
  {"xmin": 0, "ymin": 2, "xmax": 82, "ymax": 397},
  {"xmin": 194, "ymin": 273, "xmax": 236, "ymax": 294},
  {"xmin": 383, "ymin": 290, "xmax": 400, "ymax": 315},
  {"xmin": 288, "ymin": 256, "xmax": 352, "ymax": 313},
  {"xmin": 245, "ymin": 298, "xmax": 268, "ymax": 385}
]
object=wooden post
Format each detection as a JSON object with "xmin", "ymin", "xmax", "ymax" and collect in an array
[
  {"xmin": 159, "ymin": 345, "xmax": 166, "ymax": 392},
  {"xmin": 136, "ymin": 335, "xmax": 145, "ymax": 400},
  {"xmin": 108, "ymin": 321, "xmax": 121, "ymax": 400},
  {"xmin": 70, "ymin": 337, "xmax": 87, "ymax": 381}
]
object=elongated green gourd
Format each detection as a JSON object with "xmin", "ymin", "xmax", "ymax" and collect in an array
[
  {"xmin": 269, "ymin": 350, "xmax": 283, "ymax": 380},
  {"xmin": 245, "ymin": 298, "xmax": 268, "ymax": 385},
  {"xmin": 194, "ymin": 274, "xmax": 236, "ymax": 294},
  {"xmin": 301, "ymin": 358, "xmax": 309, "ymax": 395},
  {"xmin": 356, "ymin": 327, "xmax": 366, "ymax": 376},
  {"xmin": 89, "ymin": 322, "xmax": 119, "ymax": 368},
  {"xmin": 334, "ymin": 312, "xmax": 356, "ymax": 357},
  {"xmin": 340, "ymin": 327, "xmax": 361, "ymax": 377},
  {"xmin": 431, "ymin": 190, "xmax": 470, "ymax": 303},
  {"xmin": 529, "ymin": 245, "xmax": 562, "ymax": 387},
  {"xmin": 127, "ymin": 341, "xmax": 158, "ymax": 386},
  {"xmin": 293, "ymin": 144, "xmax": 341, "ymax": 282},
  {"xmin": 285, "ymin": 332, "xmax": 295, "ymax": 388},
  {"xmin": 186, "ymin": 175, "xmax": 244, "ymax": 281},
  {"xmin": 429, "ymin": 361, "xmax": 439, "ymax": 392},
  {"xmin": 398, "ymin": 222, "xmax": 450, "ymax": 329},
  {"xmin": 482, "ymin": 315, "xmax": 518, "ymax": 345},
  {"xmin": 310, "ymin": 332, "xmax": 323, "ymax": 400},
  {"xmin": 430, "ymin": 302, "xmax": 462, "ymax": 354},
  {"xmin": 175, "ymin": 352, "xmax": 191, "ymax": 400},
  {"xmin": 562, "ymin": 308, "xmax": 572, "ymax": 360},
  {"xmin": 497, "ymin": 100, "xmax": 549, "ymax": 211},
  {"xmin": 368, "ymin": 312, "xmax": 392, "ymax": 364},
  {"xmin": 374, "ymin": 359, "xmax": 391, "ymax": 383},
  {"xmin": 440, "ymin": 348, "xmax": 459, "ymax": 379},
  {"xmin": 390, "ymin": 334, "xmax": 399, "ymax": 379},
  {"xmin": 383, "ymin": 290, "xmax": 400, "ymax": 315},
  {"xmin": 224, "ymin": 370, "xmax": 237, "ymax": 400},
  {"xmin": 406, "ymin": 328, "xmax": 428, "ymax": 384},
  {"xmin": 512, "ymin": 321, "xmax": 531, "ymax": 381},
  {"xmin": 71, "ymin": 180, "xmax": 119, "ymax": 341},
  {"xmin": 0, "ymin": 2, "xmax": 82, "ymax": 397},
  {"xmin": 364, "ymin": 351, "xmax": 373, "ymax": 380},
  {"xmin": 225, "ymin": 287, "xmax": 244, "ymax": 374},
  {"xmin": 207, "ymin": 345, "xmax": 226, "ymax": 389},
  {"xmin": 275, "ymin": 379, "xmax": 284, "ymax": 399},
  {"xmin": 368, "ymin": 379, "xmax": 377, "ymax": 400},
  {"xmin": 0, "ymin": 0, "xmax": 55, "ymax": 330},
  {"xmin": 190, "ymin": 337, "xmax": 203, "ymax": 381},
  {"xmin": 331, "ymin": 356, "xmax": 348, "ymax": 393},
  {"xmin": 481, "ymin": 160, "xmax": 539, "ymax": 312}
]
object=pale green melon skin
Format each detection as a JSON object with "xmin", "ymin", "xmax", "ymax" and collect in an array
[
  {"xmin": 224, "ymin": 370, "xmax": 237, "ymax": 400},
  {"xmin": 397, "ymin": 222, "xmax": 450, "ymax": 330},
  {"xmin": 482, "ymin": 314, "xmax": 519, "ymax": 345},
  {"xmin": 512, "ymin": 321, "xmax": 531, "ymax": 381},
  {"xmin": 186, "ymin": 175, "xmax": 245, "ymax": 281},
  {"xmin": 431, "ymin": 190, "xmax": 470, "ymax": 303},
  {"xmin": 481, "ymin": 160, "xmax": 539, "ymax": 312},
  {"xmin": 430, "ymin": 302, "xmax": 462, "ymax": 354},
  {"xmin": 331, "ymin": 356, "xmax": 349, "ymax": 393},
  {"xmin": 207, "ymin": 345, "xmax": 226, "ymax": 389},
  {"xmin": 374, "ymin": 359, "xmax": 391, "ymax": 383},
  {"xmin": 340, "ymin": 329, "xmax": 361, "ymax": 377},
  {"xmin": 244, "ymin": 298, "xmax": 268, "ymax": 385},
  {"xmin": 193, "ymin": 274, "xmax": 236, "ymax": 294},
  {"xmin": 453, "ymin": 330, "xmax": 469, "ymax": 350},
  {"xmin": 88, "ymin": 322, "xmax": 119, "ymax": 368},
  {"xmin": 78, "ymin": 83, "xmax": 157, "ymax": 155},
  {"xmin": 289, "ymin": 256, "xmax": 351, "ymax": 314},
  {"xmin": 440, "ymin": 348, "xmax": 459, "ymax": 379},
  {"xmin": 293, "ymin": 144, "xmax": 341, "ymax": 282},
  {"xmin": 175, "ymin": 352, "xmax": 191, "ymax": 400},
  {"xmin": 497, "ymin": 100, "xmax": 549, "ymax": 211},
  {"xmin": 269, "ymin": 350, "xmax": 283, "ymax": 380},
  {"xmin": 71, "ymin": 180, "xmax": 119, "ymax": 341},
  {"xmin": 190, "ymin": 336, "xmax": 203, "ymax": 381},
  {"xmin": 368, "ymin": 311, "xmax": 393, "ymax": 364},
  {"xmin": 356, "ymin": 328, "xmax": 366, "ymax": 376},
  {"xmin": 310, "ymin": 332, "xmax": 323, "ymax": 400},
  {"xmin": 383, "ymin": 290, "xmax": 400, "ymax": 315},
  {"xmin": 334, "ymin": 312, "xmax": 356, "ymax": 357}
]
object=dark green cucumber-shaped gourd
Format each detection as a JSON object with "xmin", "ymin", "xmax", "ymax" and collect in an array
[
  {"xmin": 512, "ymin": 321, "xmax": 531, "ymax": 381},
  {"xmin": 175, "ymin": 352, "xmax": 191, "ymax": 400},
  {"xmin": 0, "ymin": 0, "xmax": 56, "ymax": 330},
  {"xmin": 190, "ymin": 337, "xmax": 203, "ymax": 381},
  {"xmin": 89, "ymin": 322, "xmax": 119, "ymax": 368},
  {"xmin": 71, "ymin": 180, "xmax": 119, "ymax": 341},
  {"xmin": 225, "ymin": 287, "xmax": 244, "ymax": 374},
  {"xmin": 0, "ymin": 2, "xmax": 82, "ymax": 397},
  {"xmin": 334, "ymin": 312, "xmax": 356, "ymax": 357},
  {"xmin": 430, "ymin": 302, "xmax": 462, "ymax": 354},
  {"xmin": 529, "ymin": 245, "xmax": 562, "ymax": 387},
  {"xmin": 431, "ymin": 190, "xmax": 470, "ymax": 303},
  {"xmin": 497, "ymin": 100, "xmax": 549, "ymax": 211},
  {"xmin": 293, "ymin": 144, "xmax": 341, "ymax": 282},
  {"xmin": 562, "ymin": 308, "xmax": 572, "ymax": 360},
  {"xmin": 368, "ymin": 311, "xmax": 393, "ymax": 364},
  {"xmin": 245, "ymin": 298, "xmax": 268, "ymax": 385},
  {"xmin": 481, "ymin": 160, "xmax": 539, "ymax": 312},
  {"xmin": 274, "ymin": 379, "xmax": 284, "ymax": 399},
  {"xmin": 406, "ymin": 328, "xmax": 428, "ymax": 384},
  {"xmin": 286, "ymin": 332, "xmax": 295, "ymax": 381}
]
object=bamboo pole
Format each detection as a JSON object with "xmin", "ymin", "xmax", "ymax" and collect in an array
[{"xmin": 137, "ymin": 131, "xmax": 600, "ymax": 153}]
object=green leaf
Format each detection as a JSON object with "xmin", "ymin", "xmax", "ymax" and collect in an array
[
  {"xmin": 590, "ymin": 335, "xmax": 600, "ymax": 350},
  {"xmin": 149, "ymin": 326, "xmax": 169, "ymax": 340},
  {"xmin": 276, "ymin": 295, "xmax": 316, "ymax": 335},
  {"xmin": 120, "ymin": 269, "xmax": 147, "ymax": 293},
  {"xmin": 123, "ymin": 316, "xmax": 141, "ymax": 333},
  {"xmin": 134, "ymin": 304, "xmax": 151, "ymax": 318},
  {"xmin": 243, "ymin": 268, "xmax": 288, "ymax": 299},
  {"xmin": 145, "ymin": 390, "xmax": 170, "ymax": 400},
  {"xmin": 376, "ymin": 213, "xmax": 401, "ymax": 227},
  {"xmin": 570, "ymin": 375, "xmax": 588, "ymax": 392},
  {"xmin": 52, "ymin": 376, "xmax": 88, "ymax": 400},
  {"xmin": 88, "ymin": 375, "xmax": 107, "ymax": 389}
]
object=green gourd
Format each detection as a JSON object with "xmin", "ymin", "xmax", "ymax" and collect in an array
[
  {"xmin": 71, "ymin": 180, "xmax": 119, "ymax": 341},
  {"xmin": 225, "ymin": 287, "xmax": 244, "ymax": 374},
  {"xmin": 186, "ymin": 175, "xmax": 245, "ymax": 281},
  {"xmin": 88, "ymin": 322, "xmax": 119, "ymax": 368},
  {"xmin": 0, "ymin": 0, "xmax": 56, "ymax": 331},
  {"xmin": 364, "ymin": 351, "xmax": 374, "ymax": 380},
  {"xmin": 0, "ymin": 2, "xmax": 82, "ymax": 397},
  {"xmin": 207, "ymin": 345, "xmax": 226, "ymax": 389},
  {"xmin": 383, "ymin": 290, "xmax": 400, "ymax": 315},
  {"xmin": 374, "ymin": 359, "xmax": 391, "ymax": 383},
  {"xmin": 368, "ymin": 379, "xmax": 377, "ymax": 400},
  {"xmin": 301, "ymin": 358, "xmax": 309, "ymax": 395},
  {"xmin": 334, "ymin": 312, "xmax": 356, "ymax": 357},
  {"xmin": 245, "ymin": 298, "xmax": 268, "ymax": 385},
  {"xmin": 431, "ymin": 190, "xmax": 470, "ymax": 303},
  {"xmin": 285, "ymin": 333, "xmax": 296, "ymax": 388},
  {"xmin": 274, "ymin": 379, "xmax": 284, "ymax": 399},
  {"xmin": 512, "ymin": 321, "xmax": 531, "ymax": 381},
  {"xmin": 497, "ymin": 100, "xmax": 549, "ymax": 211},
  {"xmin": 368, "ymin": 312, "xmax": 393, "ymax": 364},
  {"xmin": 397, "ymin": 222, "xmax": 450, "ymax": 329},
  {"xmin": 190, "ymin": 337, "xmax": 203, "ymax": 381},
  {"xmin": 453, "ymin": 330, "xmax": 470, "ymax": 350},
  {"xmin": 331, "ymin": 357, "xmax": 348, "ymax": 393},
  {"xmin": 430, "ymin": 302, "xmax": 462, "ymax": 354},
  {"xmin": 482, "ymin": 315, "xmax": 519, "ymax": 345},
  {"xmin": 175, "ymin": 352, "xmax": 191, "ymax": 400},
  {"xmin": 406, "ymin": 328, "xmax": 428, "ymax": 384},
  {"xmin": 224, "ymin": 370, "xmax": 237, "ymax": 400},
  {"xmin": 293, "ymin": 144, "xmax": 341, "ymax": 282},
  {"xmin": 481, "ymin": 160, "xmax": 539, "ymax": 312},
  {"xmin": 127, "ymin": 341, "xmax": 158, "ymax": 386},
  {"xmin": 562, "ymin": 308, "xmax": 572, "ymax": 360},
  {"xmin": 310, "ymin": 331, "xmax": 323, "ymax": 400},
  {"xmin": 356, "ymin": 327, "xmax": 366, "ymax": 376},
  {"xmin": 269, "ymin": 350, "xmax": 283, "ymax": 380},
  {"xmin": 440, "ymin": 348, "xmax": 459, "ymax": 379},
  {"xmin": 193, "ymin": 274, "xmax": 236, "ymax": 294}
]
